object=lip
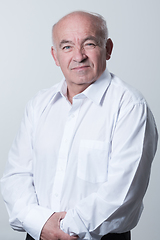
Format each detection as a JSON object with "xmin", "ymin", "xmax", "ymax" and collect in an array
[{"xmin": 71, "ymin": 65, "xmax": 90, "ymax": 71}]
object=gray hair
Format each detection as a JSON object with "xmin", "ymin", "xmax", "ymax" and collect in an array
[
  {"xmin": 87, "ymin": 11, "xmax": 108, "ymax": 42},
  {"xmin": 52, "ymin": 11, "xmax": 108, "ymax": 48}
]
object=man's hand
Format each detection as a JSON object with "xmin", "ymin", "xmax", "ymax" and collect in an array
[{"xmin": 40, "ymin": 212, "xmax": 78, "ymax": 240}]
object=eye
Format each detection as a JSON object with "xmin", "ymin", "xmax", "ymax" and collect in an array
[
  {"xmin": 87, "ymin": 43, "xmax": 95, "ymax": 46},
  {"xmin": 84, "ymin": 42, "xmax": 96, "ymax": 49},
  {"xmin": 62, "ymin": 45, "xmax": 72, "ymax": 52},
  {"xmin": 63, "ymin": 46, "xmax": 71, "ymax": 50}
]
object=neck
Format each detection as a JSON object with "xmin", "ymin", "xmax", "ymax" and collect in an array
[
  {"xmin": 66, "ymin": 82, "xmax": 93, "ymax": 104},
  {"xmin": 67, "ymin": 84, "xmax": 89, "ymax": 104},
  {"xmin": 67, "ymin": 91, "xmax": 73, "ymax": 104}
]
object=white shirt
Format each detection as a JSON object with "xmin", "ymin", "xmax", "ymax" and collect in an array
[{"xmin": 1, "ymin": 69, "xmax": 158, "ymax": 240}]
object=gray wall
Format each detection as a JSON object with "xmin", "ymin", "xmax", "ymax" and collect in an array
[{"xmin": 0, "ymin": 0, "xmax": 159, "ymax": 239}]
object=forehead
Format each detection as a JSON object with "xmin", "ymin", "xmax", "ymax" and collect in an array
[{"xmin": 54, "ymin": 14, "xmax": 99, "ymax": 44}]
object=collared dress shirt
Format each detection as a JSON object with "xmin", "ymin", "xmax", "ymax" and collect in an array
[{"xmin": 1, "ymin": 69, "xmax": 158, "ymax": 240}]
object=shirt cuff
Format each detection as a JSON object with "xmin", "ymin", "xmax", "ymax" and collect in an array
[
  {"xmin": 22, "ymin": 205, "xmax": 54, "ymax": 240},
  {"xmin": 60, "ymin": 209, "xmax": 92, "ymax": 240}
]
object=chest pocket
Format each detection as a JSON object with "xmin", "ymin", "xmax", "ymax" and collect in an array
[{"xmin": 77, "ymin": 140, "xmax": 109, "ymax": 183}]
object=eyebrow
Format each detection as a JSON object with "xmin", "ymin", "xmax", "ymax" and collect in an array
[
  {"xmin": 82, "ymin": 36, "xmax": 99, "ymax": 44},
  {"xmin": 59, "ymin": 40, "xmax": 73, "ymax": 48},
  {"xmin": 59, "ymin": 36, "xmax": 99, "ymax": 48}
]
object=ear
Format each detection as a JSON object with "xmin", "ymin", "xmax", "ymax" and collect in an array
[
  {"xmin": 51, "ymin": 46, "xmax": 60, "ymax": 66},
  {"xmin": 106, "ymin": 38, "xmax": 113, "ymax": 60}
]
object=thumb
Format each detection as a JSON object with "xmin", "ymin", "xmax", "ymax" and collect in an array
[
  {"xmin": 59, "ymin": 211, "xmax": 67, "ymax": 220},
  {"xmin": 57, "ymin": 229, "xmax": 71, "ymax": 240}
]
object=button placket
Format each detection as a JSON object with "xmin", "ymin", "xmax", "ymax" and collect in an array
[{"xmin": 51, "ymin": 99, "xmax": 83, "ymax": 210}]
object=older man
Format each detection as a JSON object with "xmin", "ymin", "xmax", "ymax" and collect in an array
[{"xmin": 1, "ymin": 11, "xmax": 158, "ymax": 240}]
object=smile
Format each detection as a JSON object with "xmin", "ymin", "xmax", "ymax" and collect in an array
[{"xmin": 71, "ymin": 66, "xmax": 90, "ymax": 71}]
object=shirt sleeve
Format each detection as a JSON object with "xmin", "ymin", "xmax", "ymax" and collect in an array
[
  {"xmin": 0, "ymin": 100, "xmax": 54, "ymax": 240},
  {"xmin": 60, "ymin": 101, "xmax": 158, "ymax": 239}
]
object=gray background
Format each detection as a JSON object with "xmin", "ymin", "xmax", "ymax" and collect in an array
[{"xmin": 0, "ymin": 0, "xmax": 159, "ymax": 239}]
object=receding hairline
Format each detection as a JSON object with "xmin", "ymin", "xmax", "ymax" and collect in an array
[{"xmin": 52, "ymin": 11, "xmax": 108, "ymax": 48}]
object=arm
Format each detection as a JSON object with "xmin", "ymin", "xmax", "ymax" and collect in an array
[
  {"xmin": 61, "ymin": 101, "xmax": 158, "ymax": 239},
  {"xmin": 1, "ymin": 99, "xmax": 78, "ymax": 240},
  {"xmin": 1, "ymin": 100, "xmax": 52, "ymax": 239},
  {"xmin": 1, "ymin": 99, "xmax": 74, "ymax": 240},
  {"xmin": 40, "ymin": 212, "xmax": 78, "ymax": 240}
]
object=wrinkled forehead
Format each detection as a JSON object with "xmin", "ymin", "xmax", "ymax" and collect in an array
[{"xmin": 53, "ymin": 13, "xmax": 102, "ymax": 46}]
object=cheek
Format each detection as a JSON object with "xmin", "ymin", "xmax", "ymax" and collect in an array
[
  {"xmin": 88, "ymin": 49, "xmax": 103, "ymax": 63},
  {"xmin": 90, "ymin": 54, "xmax": 103, "ymax": 69},
  {"xmin": 96, "ymin": 52, "xmax": 106, "ymax": 68},
  {"xmin": 58, "ymin": 57, "xmax": 70, "ymax": 70}
]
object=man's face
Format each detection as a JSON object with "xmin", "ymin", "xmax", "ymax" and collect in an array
[{"xmin": 51, "ymin": 14, "xmax": 112, "ymax": 91}]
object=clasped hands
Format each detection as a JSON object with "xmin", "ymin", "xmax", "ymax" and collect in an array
[{"xmin": 40, "ymin": 211, "xmax": 78, "ymax": 240}]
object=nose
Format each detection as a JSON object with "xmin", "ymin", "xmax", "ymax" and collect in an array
[{"xmin": 73, "ymin": 47, "xmax": 87, "ymax": 63}]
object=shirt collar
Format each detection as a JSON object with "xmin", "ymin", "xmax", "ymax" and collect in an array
[
  {"xmin": 51, "ymin": 79, "xmax": 68, "ymax": 102},
  {"xmin": 82, "ymin": 68, "xmax": 111, "ymax": 105},
  {"xmin": 53, "ymin": 68, "xmax": 111, "ymax": 105}
]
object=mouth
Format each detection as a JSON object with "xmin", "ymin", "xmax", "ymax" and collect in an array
[{"xmin": 71, "ymin": 65, "xmax": 90, "ymax": 71}]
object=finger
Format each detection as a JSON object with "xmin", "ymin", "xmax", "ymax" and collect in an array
[
  {"xmin": 58, "ymin": 230, "xmax": 73, "ymax": 240},
  {"xmin": 59, "ymin": 211, "xmax": 67, "ymax": 219},
  {"xmin": 55, "ymin": 211, "xmax": 67, "ymax": 221},
  {"xmin": 70, "ymin": 236, "xmax": 79, "ymax": 240}
]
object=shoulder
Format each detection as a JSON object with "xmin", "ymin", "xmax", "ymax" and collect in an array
[
  {"xmin": 25, "ymin": 81, "xmax": 62, "ymax": 118},
  {"xmin": 109, "ymin": 73, "xmax": 146, "ymax": 106},
  {"xmin": 33, "ymin": 82, "xmax": 60, "ymax": 104}
]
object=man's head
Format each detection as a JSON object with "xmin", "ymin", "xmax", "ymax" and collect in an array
[{"xmin": 51, "ymin": 11, "xmax": 113, "ymax": 96}]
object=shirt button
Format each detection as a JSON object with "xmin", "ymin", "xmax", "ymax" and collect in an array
[
  {"xmin": 58, "ymin": 166, "xmax": 63, "ymax": 171},
  {"xmin": 54, "ymin": 193, "xmax": 58, "ymax": 197},
  {"xmin": 68, "ymin": 114, "xmax": 75, "ymax": 120}
]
